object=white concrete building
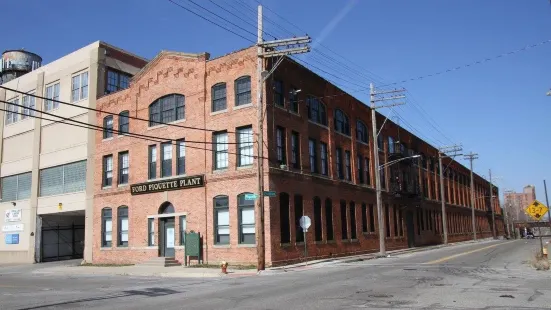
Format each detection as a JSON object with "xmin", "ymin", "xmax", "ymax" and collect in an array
[{"xmin": 0, "ymin": 41, "xmax": 146, "ymax": 264}]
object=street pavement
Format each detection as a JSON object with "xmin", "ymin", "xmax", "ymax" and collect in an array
[{"xmin": 1, "ymin": 238, "xmax": 550, "ymax": 310}]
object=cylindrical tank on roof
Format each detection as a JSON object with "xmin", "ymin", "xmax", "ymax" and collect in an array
[{"xmin": 0, "ymin": 49, "xmax": 42, "ymax": 84}]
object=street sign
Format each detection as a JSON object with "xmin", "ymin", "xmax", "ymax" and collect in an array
[
  {"xmin": 263, "ymin": 191, "xmax": 276, "ymax": 197},
  {"xmin": 299, "ymin": 215, "xmax": 311, "ymax": 232},
  {"xmin": 525, "ymin": 200, "xmax": 549, "ymax": 221},
  {"xmin": 244, "ymin": 193, "xmax": 258, "ymax": 200}
]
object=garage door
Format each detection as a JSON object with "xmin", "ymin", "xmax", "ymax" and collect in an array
[{"xmin": 41, "ymin": 223, "xmax": 84, "ymax": 262}]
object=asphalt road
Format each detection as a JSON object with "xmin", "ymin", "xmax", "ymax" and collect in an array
[{"xmin": 1, "ymin": 239, "xmax": 550, "ymax": 310}]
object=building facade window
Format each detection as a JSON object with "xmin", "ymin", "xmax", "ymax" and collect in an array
[
  {"xmin": 119, "ymin": 111, "xmax": 129, "ymax": 134},
  {"xmin": 5, "ymin": 98, "xmax": 19, "ymax": 125},
  {"xmin": 102, "ymin": 155, "xmax": 113, "ymax": 187},
  {"xmin": 71, "ymin": 71, "xmax": 88, "ymax": 102},
  {"xmin": 345, "ymin": 150, "xmax": 352, "ymax": 181},
  {"xmin": 179, "ymin": 215, "xmax": 187, "ymax": 245},
  {"xmin": 45, "ymin": 82, "xmax": 60, "ymax": 111},
  {"xmin": 289, "ymin": 87, "xmax": 299, "ymax": 113},
  {"xmin": 148, "ymin": 218, "xmax": 155, "ymax": 246},
  {"xmin": 103, "ymin": 116, "xmax": 113, "ymax": 139},
  {"xmin": 365, "ymin": 157, "xmax": 371, "ymax": 185},
  {"xmin": 238, "ymin": 193, "xmax": 255, "ymax": 244},
  {"xmin": 235, "ymin": 76, "xmax": 251, "ymax": 106},
  {"xmin": 313, "ymin": 197, "xmax": 322, "ymax": 242},
  {"xmin": 369, "ymin": 204, "xmax": 375, "ymax": 232},
  {"xmin": 213, "ymin": 131, "xmax": 229, "ymax": 170},
  {"xmin": 291, "ymin": 131, "xmax": 300, "ymax": 169},
  {"xmin": 388, "ymin": 136, "xmax": 395, "ymax": 154},
  {"xmin": 274, "ymin": 79, "xmax": 284, "ymax": 107},
  {"xmin": 106, "ymin": 69, "xmax": 131, "ymax": 94},
  {"xmin": 385, "ymin": 204, "xmax": 391, "ymax": 237},
  {"xmin": 325, "ymin": 198, "xmax": 334, "ymax": 241},
  {"xmin": 294, "ymin": 194, "xmax": 304, "ymax": 242},
  {"xmin": 212, "ymin": 83, "xmax": 227, "ymax": 112},
  {"xmin": 149, "ymin": 94, "xmax": 185, "ymax": 126},
  {"xmin": 377, "ymin": 134, "xmax": 384, "ymax": 152},
  {"xmin": 280, "ymin": 193, "xmax": 291, "ymax": 243},
  {"xmin": 357, "ymin": 155, "xmax": 364, "ymax": 184},
  {"xmin": 306, "ymin": 96, "xmax": 327, "ymax": 126},
  {"xmin": 22, "ymin": 93, "xmax": 35, "ymax": 119},
  {"xmin": 161, "ymin": 142, "xmax": 172, "ymax": 177},
  {"xmin": 148, "ymin": 145, "xmax": 157, "ymax": 179},
  {"xmin": 214, "ymin": 195, "xmax": 230, "ymax": 244},
  {"xmin": 356, "ymin": 120, "xmax": 368, "ymax": 143},
  {"xmin": 1, "ymin": 172, "xmax": 31, "ymax": 201},
  {"xmin": 118, "ymin": 206, "xmax": 129, "ymax": 247},
  {"xmin": 101, "ymin": 208, "xmax": 112, "ymax": 247},
  {"xmin": 340, "ymin": 200, "xmax": 348, "ymax": 239},
  {"xmin": 349, "ymin": 202, "xmax": 357, "ymax": 239},
  {"xmin": 237, "ymin": 126, "xmax": 253, "ymax": 167},
  {"xmin": 334, "ymin": 109, "xmax": 350, "ymax": 135},
  {"xmin": 177, "ymin": 139, "xmax": 185, "ymax": 175},
  {"xmin": 336, "ymin": 147, "xmax": 343, "ymax": 180},
  {"xmin": 40, "ymin": 160, "xmax": 87, "ymax": 196},
  {"xmin": 308, "ymin": 139, "xmax": 317, "ymax": 173},
  {"xmin": 118, "ymin": 152, "xmax": 129, "ymax": 185},
  {"xmin": 380, "ymin": 168, "xmax": 386, "ymax": 189},
  {"xmin": 361, "ymin": 203, "xmax": 368, "ymax": 233},
  {"xmin": 320, "ymin": 142, "xmax": 328, "ymax": 176},
  {"xmin": 276, "ymin": 126, "xmax": 286, "ymax": 164}
]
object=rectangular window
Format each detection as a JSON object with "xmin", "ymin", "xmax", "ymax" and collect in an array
[
  {"xmin": 102, "ymin": 156, "xmax": 113, "ymax": 187},
  {"xmin": 161, "ymin": 142, "xmax": 172, "ymax": 177},
  {"xmin": 71, "ymin": 71, "xmax": 88, "ymax": 102},
  {"xmin": 106, "ymin": 69, "xmax": 131, "ymax": 94},
  {"xmin": 40, "ymin": 161, "xmax": 86, "ymax": 196},
  {"xmin": 399, "ymin": 209, "xmax": 404, "ymax": 236},
  {"xmin": 236, "ymin": 126, "xmax": 253, "ymax": 167},
  {"xmin": 314, "ymin": 199, "xmax": 322, "ymax": 242},
  {"xmin": 118, "ymin": 152, "xmax": 129, "ymax": 185},
  {"xmin": 276, "ymin": 126, "xmax": 286, "ymax": 164},
  {"xmin": 1, "ymin": 172, "xmax": 31, "ymax": 201},
  {"xmin": 235, "ymin": 76, "xmax": 251, "ymax": 106},
  {"xmin": 320, "ymin": 142, "xmax": 328, "ymax": 176},
  {"xmin": 308, "ymin": 139, "xmax": 317, "ymax": 173},
  {"xmin": 325, "ymin": 199, "xmax": 334, "ymax": 241},
  {"xmin": 102, "ymin": 209, "xmax": 112, "ymax": 247},
  {"xmin": 177, "ymin": 140, "xmax": 185, "ymax": 175},
  {"xmin": 103, "ymin": 116, "xmax": 113, "ymax": 139},
  {"xmin": 294, "ymin": 195, "xmax": 304, "ymax": 242},
  {"xmin": 212, "ymin": 83, "xmax": 227, "ymax": 112},
  {"xmin": 22, "ymin": 93, "xmax": 35, "ymax": 119},
  {"xmin": 214, "ymin": 132, "xmax": 229, "ymax": 170},
  {"xmin": 369, "ymin": 204, "xmax": 375, "ymax": 232},
  {"xmin": 148, "ymin": 145, "xmax": 157, "ymax": 179},
  {"xmin": 340, "ymin": 200, "xmax": 348, "ymax": 239},
  {"xmin": 349, "ymin": 202, "xmax": 357, "ymax": 239},
  {"xmin": 336, "ymin": 148, "xmax": 343, "ymax": 180},
  {"xmin": 179, "ymin": 215, "xmax": 187, "ymax": 245},
  {"xmin": 380, "ymin": 168, "xmax": 386, "ymax": 189},
  {"xmin": 274, "ymin": 80, "xmax": 284, "ymax": 107},
  {"xmin": 291, "ymin": 131, "xmax": 300, "ymax": 169},
  {"xmin": 119, "ymin": 111, "xmax": 129, "ymax": 134},
  {"xmin": 238, "ymin": 195, "xmax": 255, "ymax": 244},
  {"xmin": 5, "ymin": 98, "xmax": 19, "ymax": 125},
  {"xmin": 45, "ymin": 83, "xmax": 60, "ymax": 111},
  {"xmin": 289, "ymin": 87, "xmax": 299, "ymax": 113},
  {"xmin": 280, "ymin": 193, "xmax": 291, "ymax": 243},
  {"xmin": 148, "ymin": 218, "xmax": 155, "ymax": 246},
  {"xmin": 385, "ymin": 204, "xmax": 391, "ymax": 237},
  {"xmin": 214, "ymin": 196, "xmax": 230, "ymax": 244},
  {"xmin": 358, "ymin": 155, "xmax": 364, "ymax": 184},
  {"xmin": 393, "ymin": 205, "xmax": 398, "ymax": 237},
  {"xmin": 361, "ymin": 203, "xmax": 368, "ymax": 233},
  {"xmin": 118, "ymin": 207, "xmax": 128, "ymax": 247},
  {"xmin": 345, "ymin": 151, "xmax": 351, "ymax": 181}
]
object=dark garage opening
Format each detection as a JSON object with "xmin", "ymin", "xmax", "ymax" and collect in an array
[{"xmin": 39, "ymin": 212, "xmax": 85, "ymax": 262}]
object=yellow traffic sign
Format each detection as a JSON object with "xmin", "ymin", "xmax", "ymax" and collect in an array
[{"xmin": 525, "ymin": 200, "xmax": 549, "ymax": 221}]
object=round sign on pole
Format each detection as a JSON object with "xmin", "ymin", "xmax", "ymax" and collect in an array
[{"xmin": 299, "ymin": 215, "xmax": 311, "ymax": 232}]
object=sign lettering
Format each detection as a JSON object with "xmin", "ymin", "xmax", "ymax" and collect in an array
[{"xmin": 130, "ymin": 175, "xmax": 205, "ymax": 195}]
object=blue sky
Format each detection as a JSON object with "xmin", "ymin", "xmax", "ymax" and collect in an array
[{"xmin": 3, "ymin": 0, "xmax": 551, "ymax": 201}]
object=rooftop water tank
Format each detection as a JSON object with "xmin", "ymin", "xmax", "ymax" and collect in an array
[{"xmin": 0, "ymin": 49, "xmax": 42, "ymax": 84}]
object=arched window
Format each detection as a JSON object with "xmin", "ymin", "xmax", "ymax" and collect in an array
[
  {"xmin": 103, "ymin": 115, "xmax": 113, "ymax": 139},
  {"xmin": 212, "ymin": 83, "xmax": 227, "ymax": 112},
  {"xmin": 280, "ymin": 193, "xmax": 291, "ymax": 243},
  {"xmin": 340, "ymin": 200, "xmax": 348, "ymax": 239},
  {"xmin": 117, "ymin": 206, "xmax": 128, "ymax": 247},
  {"xmin": 356, "ymin": 120, "xmax": 368, "ymax": 143},
  {"xmin": 159, "ymin": 202, "xmax": 175, "ymax": 214},
  {"xmin": 235, "ymin": 76, "xmax": 251, "ymax": 106},
  {"xmin": 101, "ymin": 207, "xmax": 112, "ymax": 247},
  {"xmin": 238, "ymin": 193, "xmax": 255, "ymax": 244},
  {"xmin": 325, "ymin": 198, "xmax": 334, "ymax": 240},
  {"xmin": 213, "ymin": 195, "xmax": 229, "ymax": 244},
  {"xmin": 294, "ymin": 194, "xmax": 304, "ymax": 242},
  {"xmin": 148, "ymin": 94, "xmax": 185, "ymax": 126},
  {"xmin": 334, "ymin": 109, "xmax": 350, "ymax": 135},
  {"xmin": 349, "ymin": 201, "xmax": 357, "ymax": 239},
  {"xmin": 119, "ymin": 110, "xmax": 129, "ymax": 134},
  {"xmin": 306, "ymin": 96, "xmax": 327, "ymax": 126},
  {"xmin": 313, "ymin": 197, "xmax": 322, "ymax": 241}
]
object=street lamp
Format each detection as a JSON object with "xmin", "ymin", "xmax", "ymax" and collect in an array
[{"xmin": 378, "ymin": 155, "xmax": 420, "ymax": 170}]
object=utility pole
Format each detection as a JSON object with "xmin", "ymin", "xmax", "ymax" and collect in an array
[
  {"xmin": 370, "ymin": 83, "xmax": 405, "ymax": 256},
  {"xmin": 545, "ymin": 180, "xmax": 550, "ymax": 225},
  {"xmin": 255, "ymin": 5, "xmax": 310, "ymax": 271},
  {"xmin": 438, "ymin": 145, "xmax": 462, "ymax": 244},
  {"xmin": 489, "ymin": 169, "xmax": 496, "ymax": 239},
  {"xmin": 464, "ymin": 152, "xmax": 478, "ymax": 241},
  {"xmin": 504, "ymin": 200, "xmax": 511, "ymax": 239}
]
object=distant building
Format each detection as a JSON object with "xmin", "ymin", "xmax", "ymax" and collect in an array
[{"xmin": 504, "ymin": 185, "xmax": 536, "ymax": 222}]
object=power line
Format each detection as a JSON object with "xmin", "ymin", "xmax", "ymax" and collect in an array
[{"xmin": 0, "ymin": 85, "xmax": 238, "ymax": 134}]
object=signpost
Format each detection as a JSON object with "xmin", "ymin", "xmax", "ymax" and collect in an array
[
  {"xmin": 299, "ymin": 215, "xmax": 311, "ymax": 260},
  {"xmin": 263, "ymin": 191, "xmax": 276, "ymax": 197},
  {"xmin": 525, "ymin": 200, "xmax": 550, "ymax": 255}
]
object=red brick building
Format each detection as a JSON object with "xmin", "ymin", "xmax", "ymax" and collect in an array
[{"xmin": 92, "ymin": 46, "xmax": 503, "ymax": 266}]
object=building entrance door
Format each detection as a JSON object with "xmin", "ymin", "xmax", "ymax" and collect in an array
[
  {"xmin": 159, "ymin": 217, "xmax": 175, "ymax": 257},
  {"xmin": 406, "ymin": 211, "xmax": 415, "ymax": 248}
]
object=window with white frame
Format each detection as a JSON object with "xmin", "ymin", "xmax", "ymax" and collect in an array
[
  {"xmin": 118, "ymin": 152, "xmax": 129, "ymax": 185},
  {"xmin": 102, "ymin": 156, "xmax": 113, "ymax": 187},
  {"xmin": 235, "ymin": 76, "xmax": 251, "ymax": 106},
  {"xmin": 102, "ymin": 208, "xmax": 112, "ymax": 247},
  {"xmin": 179, "ymin": 215, "xmax": 187, "ymax": 245},
  {"xmin": 5, "ymin": 98, "xmax": 19, "ymax": 124},
  {"xmin": 45, "ymin": 83, "xmax": 60, "ymax": 111},
  {"xmin": 39, "ymin": 160, "xmax": 87, "ymax": 196},
  {"xmin": 118, "ymin": 206, "xmax": 128, "ymax": 247},
  {"xmin": 212, "ymin": 83, "xmax": 227, "ymax": 112},
  {"xmin": 22, "ymin": 93, "xmax": 35, "ymax": 119},
  {"xmin": 238, "ymin": 193, "xmax": 255, "ymax": 244},
  {"xmin": 103, "ymin": 116, "xmax": 113, "ymax": 139},
  {"xmin": 177, "ymin": 139, "xmax": 186, "ymax": 175},
  {"xmin": 71, "ymin": 71, "xmax": 89, "ymax": 102},
  {"xmin": 237, "ymin": 127, "xmax": 253, "ymax": 167},
  {"xmin": 214, "ymin": 195, "xmax": 229, "ymax": 244},
  {"xmin": 148, "ymin": 218, "xmax": 155, "ymax": 246},
  {"xmin": 213, "ymin": 131, "xmax": 228, "ymax": 170},
  {"xmin": 148, "ymin": 145, "xmax": 157, "ymax": 179},
  {"xmin": 161, "ymin": 142, "xmax": 172, "ymax": 178}
]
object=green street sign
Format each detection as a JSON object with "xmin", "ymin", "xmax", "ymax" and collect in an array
[
  {"xmin": 245, "ymin": 193, "xmax": 258, "ymax": 200},
  {"xmin": 263, "ymin": 191, "xmax": 276, "ymax": 197}
]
